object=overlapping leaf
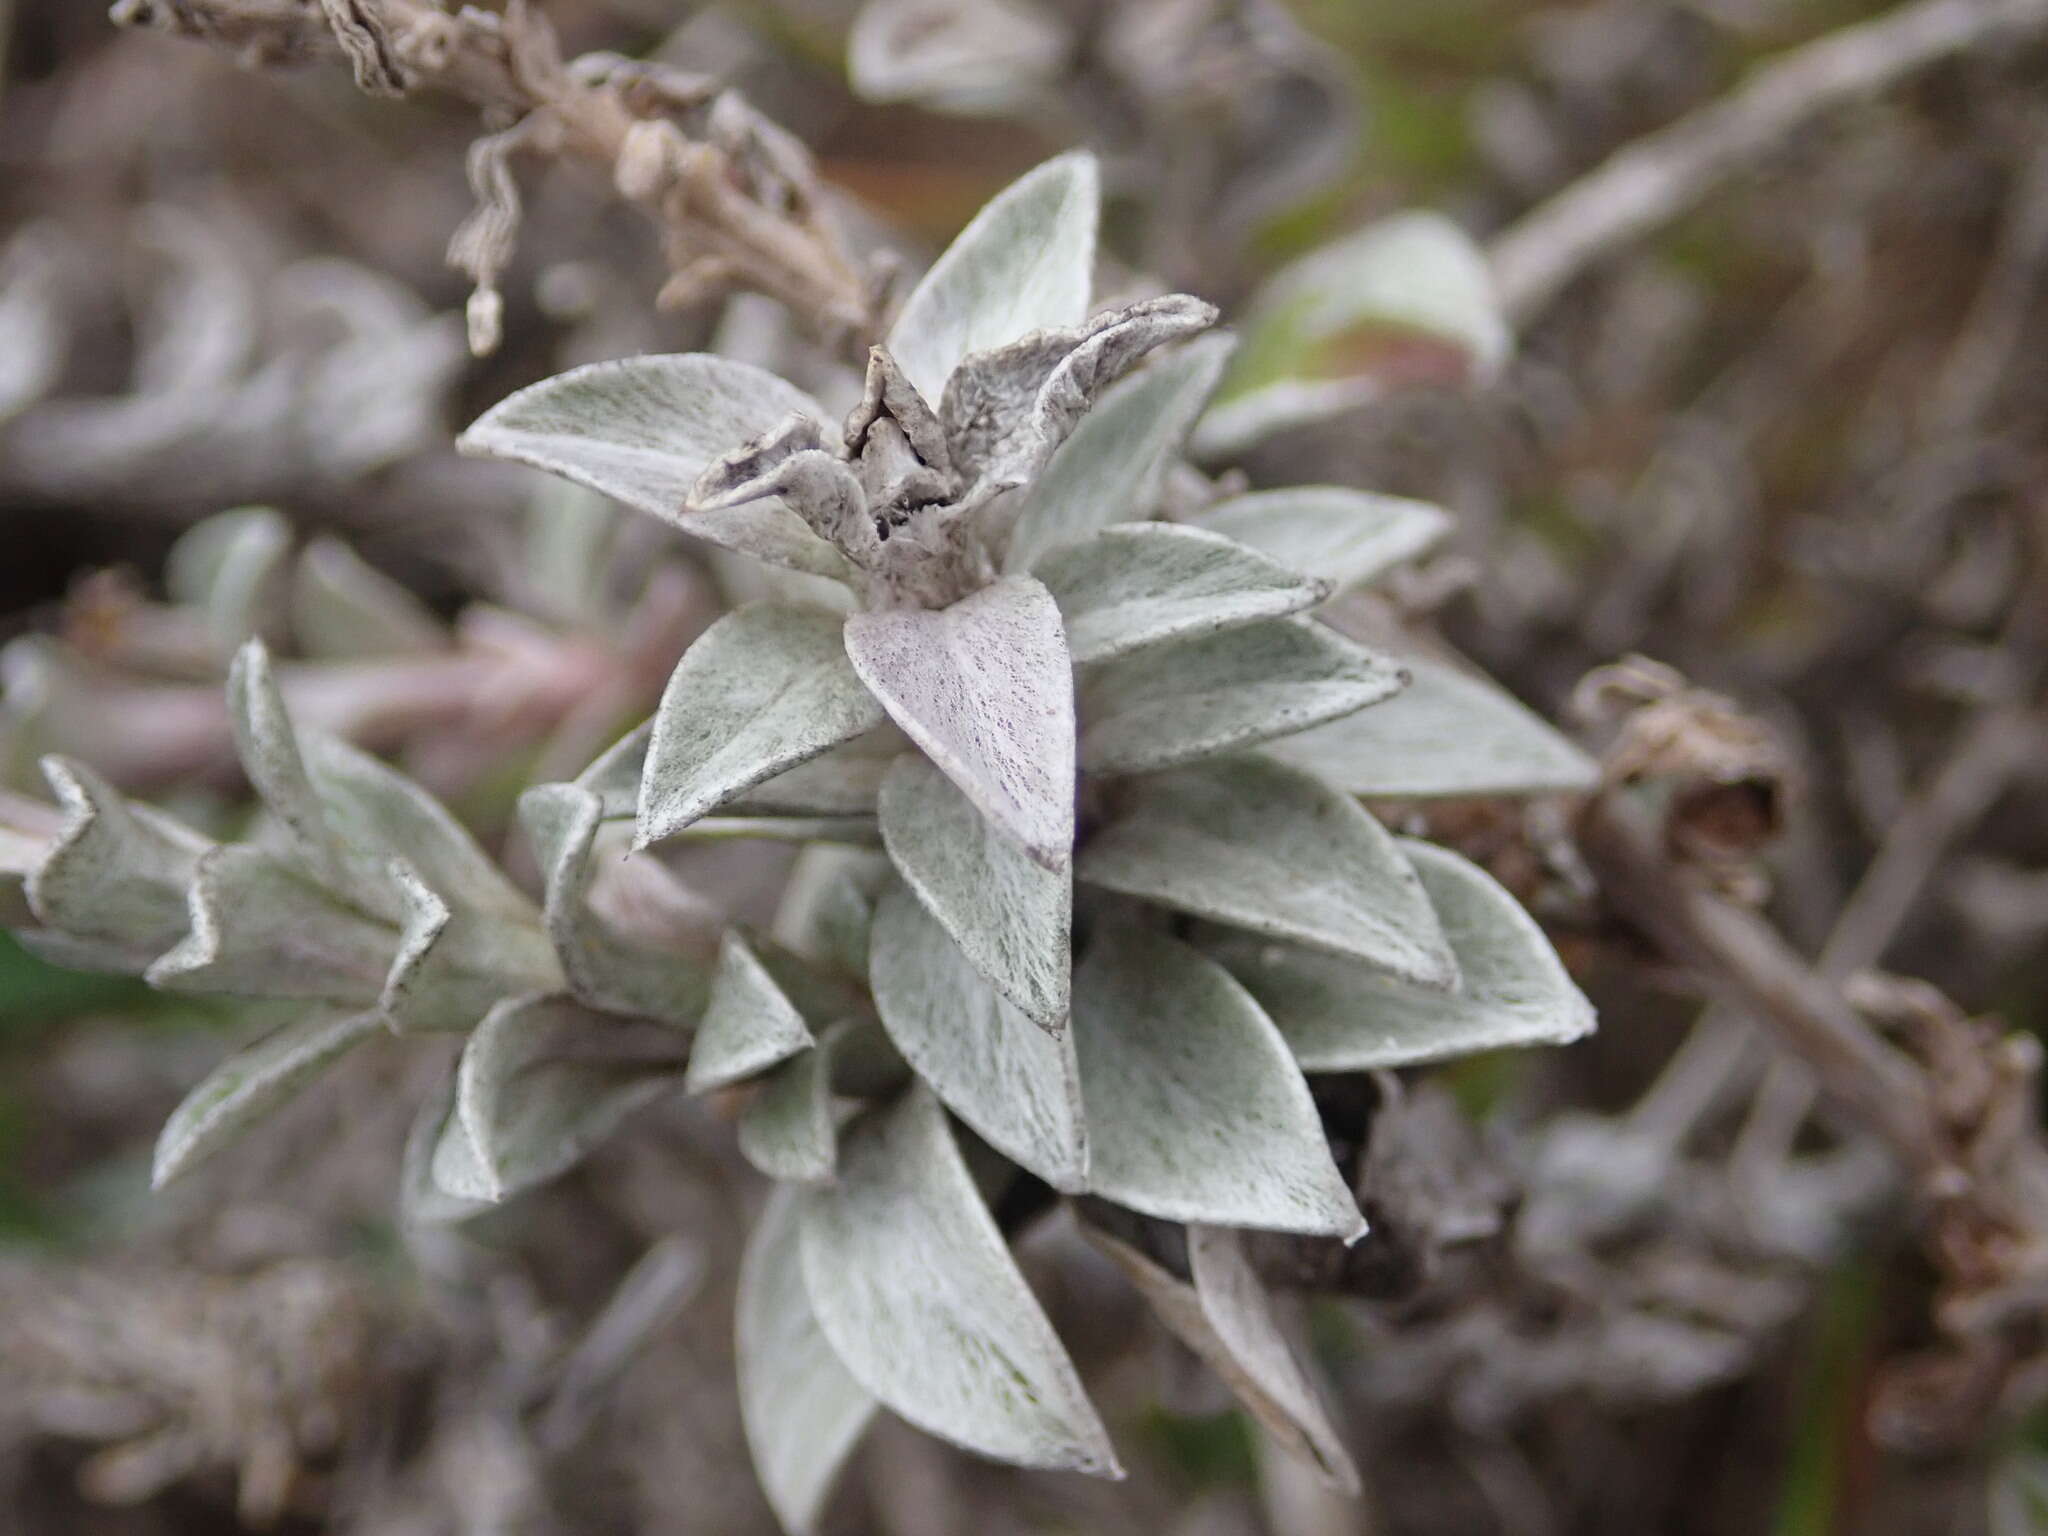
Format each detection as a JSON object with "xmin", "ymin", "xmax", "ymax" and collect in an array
[
  {"xmin": 1186, "ymin": 487, "xmax": 1451, "ymax": 595},
  {"xmin": 686, "ymin": 931, "xmax": 816, "ymax": 1094}
]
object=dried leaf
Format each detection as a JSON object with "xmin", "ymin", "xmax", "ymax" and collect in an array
[
  {"xmin": 844, "ymin": 576, "xmax": 1076, "ymax": 868},
  {"xmin": 868, "ymin": 884, "xmax": 1086, "ymax": 1191},
  {"xmin": 1207, "ymin": 838, "xmax": 1595, "ymax": 1071},
  {"xmin": 1078, "ymin": 619, "xmax": 1406, "ymax": 776},
  {"xmin": 1186, "ymin": 487, "xmax": 1451, "ymax": 595},
  {"xmin": 1078, "ymin": 757, "xmax": 1456, "ymax": 989},
  {"xmin": 1072, "ymin": 925, "xmax": 1362, "ymax": 1238},
  {"xmin": 797, "ymin": 1085, "xmax": 1118, "ymax": 1473},
  {"xmin": 686, "ymin": 931, "xmax": 816, "ymax": 1094}
]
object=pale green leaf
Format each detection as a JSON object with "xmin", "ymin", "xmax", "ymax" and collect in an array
[
  {"xmin": 730, "ymin": 726, "xmax": 910, "ymax": 817},
  {"xmin": 736, "ymin": 1186, "xmax": 878, "ymax": 1536},
  {"xmin": 844, "ymin": 576, "xmax": 1075, "ymax": 868},
  {"xmin": 887, "ymin": 153, "xmax": 1098, "ymax": 402},
  {"xmin": 797, "ymin": 1085, "xmax": 1118, "ymax": 1474},
  {"xmin": 772, "ymin": 845, "xmax": 896, "ymax": 978},
  {"xmin": 379, "ymin": 860, "xmax": 560, "ymax": 1034},
  {"xmin": 1265, "ymin": 651, "xmax": 1597, "ymax": 799},
  {"xmin": 1036, "ymin": 522, "xmax": 1328, "ymax": 664},
  {"xmin": 166, "ymin": 507, "xmax": 290, "ymax": 657},
  {"xmin": 458, "ymin": 355, "xmax": 852, "ymax": 578},
  {"xmin": 1206, "ymin": 838, "xmax": 1595, "ymax": 1071},
  {"xmin": 737, "ymin": 1021, "xmax": 848, "ymax": 1184},
  {"xmin": 1078, "ymin": 619, "xmax": 1407, "ymax": 776},
  {"xmin": 677, "ymin": 816, "xmax": 881, "ymax": 847},
  {"xmin": 1077, "ymin": 757, "xmax": 1456, "ymax": 988},
  {"xmin": 1071, "ymin": 925, "xmax": 1362, "ymax": 1237},
  {"xmin": 878, "ymin": 753, "xmax": 1069, "ymax": 1029},
  {"xmin": 1186, "ymin": 487, "xmax": 1451, "ymax": 596},
  {"xmin": 291, "ymin": 536, "xmax": 448, "ymax": 658},
  {"xmin": 868, "ymin": 884, "xmax": 1085, "ymax": 1191},
  {"xmin": 848, "ymin": 0, "xmax": 1065, "ymax": 114},
  {"xmin": 638, "ymin": 604, "xmax": 887, "ymax": 846},
  {"xmin": 152, "ymin": 1008, "xmax": 384, "ymax": 1188},
  {"xmin": 686, "ymin": 931, "xmax": 816, "ymax": 1094}
]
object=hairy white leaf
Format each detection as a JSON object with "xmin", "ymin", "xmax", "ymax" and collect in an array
[
  {"xmin": 291, "ymin": 535, "xmax": 448, "ymax": 659},
  {"xmin": 738, "ymin": 1021, "xmax": 848, "ymax": 1184},
  {"xmin": 1187, "ymin": 487, "xmax": 1451, "ymax": 595},
  {"xmin": 848, "ymin": 0, "xmax": 1066, "ymax": 114},
  {"xmin": 731, "ymin": 726, "xmax": 910, "ymax": 817},
  {"xmin": 678, "ymin": 816, "xmax": 880, "ymax": 847},
  {"xmin": 1266, "ymin": 651, "xmax": 1598, "ymax": 798},
  {"xmin": 459, "ymin": 355, "xmax": 852, "ymax": 577},
  {"xmin": 1005, "ymin": 333, "xmax": 1234, "ymax": 574},
  {"xmin": 887, "ymin": 153, "xmax": 1098, "ymax": 402},
  {"xmin": 1072, "ymin": 925, "xmax": 1361, "ymax": 1237},
  {"xmin": 1079, "ymin": 619, "xmax": 1407, "ymax": 776},
  {"xmin": 167, "ymin": 507, "xmax": 291, "ymax": 658},
  {"xmin": 686, "ymin": 932, "xmax": 816, "ymax": 1094},
  {"xmin": 879, "ymin": 754, "xmax": 1070, "ymax": 1029},
  {"xmin": 844, "ymin": 576, "xmax": 1076, "ymax": 868},
  {"xmin": 798, "ymin": 1085, "xmax": 1118, "ymax": 1474},
  {"xmin": 378, "ymin": 861, "xmax": 561, "ymax": 1034},
  {"xmin": 736, "ymin": 1186, "xmax": 878, "ymax": 1536},
  {"xmin": 147, "ymin": 846, "xmax": 395, "ymax": 1001},
  {"xmin": 868, "ymin": 884, "xmax": 1085, "ymax": 1191},
  {"xmin": 1208, "ymin": 838, "xmax": 1595, "ymax": 1070},
  {"xmin": 773, "ymin": 845, "xmax": 895, "ymax": 978},
  {"xmin": 1036, "ymin": 522, "xmax": 1328, "ymax": 664},
  {"xmin": 453, "ymin": 993, "xmax": 685, "ymax": 1203},
  {"xmin": 576, "ymin": 720, "xmax": 651, "ymax": 818},
  {"xmin": 1078, "ymin": 757, "xmax": 1456, "ymax": 988},
  {"xmin": 152, "ymin": 1008, "xmax": 384, "ymax": 1189},
  {"xmin": 28, "ymin": 757, "xmax": 211, "ymax": 970},
  {"xmin": 639, "ymin": 604, "xmax": 887, "ymax": 846},
  {"xmin": 1088, "ymin": 1223, "xmax": 1360, "ymax": 1491}
]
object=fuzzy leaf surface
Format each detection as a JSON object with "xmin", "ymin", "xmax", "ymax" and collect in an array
[
  {"xmin": 1072, "ymin": 925, "xmax": 1361, "ymax": 1237},
  {"xmin": 1077, "ymin": 757, "xmax": 1456, "ymax": 988},
  {"xmin": 797, "ymin": 1085, "xmax": 1117, "ymax": 1473},
  {"xmin": 147, "ymin": 846, "xmax": 395, "ymax": 1001},
  {"xmin": 868, "ymin": 884, "xmax": 1085, "ymax": 1190},
  {"xmin": 28, "ymin": 757, "xmax": 210, "ymax": 969},
  {"xmin": 686, "ymin": 932, "xmax": 815, "ymax": 1094},
  {"xmin": 1079, "ymin": 619, "xmax": 1406, "ymax": 776},
  {"xmin": 844, "ymin": 576, "xmax": 1075, "ymax": 867},
  {"xmin": 1187, "ymin": 487, "xmax": 1451, "ymax": 595},
  {"xmin": 737, "ymin": 1021, "xmax": 847, "ymax": 1184}
]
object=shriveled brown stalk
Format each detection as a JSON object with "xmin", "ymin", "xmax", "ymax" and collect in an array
[{"xmin": 108, "ymin": 0, "xmax": 885, "ymax": 354}]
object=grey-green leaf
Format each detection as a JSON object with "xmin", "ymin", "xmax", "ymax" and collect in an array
[
  {"xmin": 152, "ymin": 1008, "xmax": 385, "ymax": 1189},
  {"xmin": 773, "ymin": 845, "xmax": 895, "ymax": 978},
  {"xmin": 1071, "ymin": 925, "xmax": 1362, "ymax": 1238},
  {"xmin": 737, "ymin": 1023, "xmax": 845, "ymax": 1184},
  {"xmin": 797, "ymin": 1085, "xmax": 1118, "ymax": 1474},
  {"xmin": 166, "ymin": 507, "xmax": 291, "ymax": 658},
  {"xmin": 1079, "ymin": 619, "xmax": 1407, "ymax": 776},
  {"xmin": 731, "ymin": 726, "xmax": 910, "ymax": 817},
  {"xmin": 887, "ymin": 152, "xmax": 1098, "ymax": 402},
  {"xmin": 1207, "ymin": 838, "xmax": 1595, "ymax": 1071},
  {"xmin": 843, "ymin": 576, "xmax": 1076, "ymax": 868},
  {"xmin": 868, "ymin": 884, "xmax": 1086, "ymax": 1191},
  {"xmin": 878, "ymin": 753, "xmax": 1069, "ymax": 1029},
  {"xmin": 291, "ymin": 535, "xmax": 449, "ymax": 659},
  {"xmin": 379, "ymin": 860, "xmax": 561, "ymax": 1034},
  {"xmin": 1187, "ymin": 487, "xmax": 1451, "ymax": 595},
  {"xmin": 1037, "ymin": 523, "xmax": 1328, "ymax": 664},
  {"xmin": 1077, "ymin": 757, "xmax": 1456, "ymax": 989},
  {"xmin": 453, "ymin": 993, "xmax": 686, "ymax": 1203},
  {"xmin": 736, "ymin": 1186, "xmax": 878, "ymax": 1536},
  {"xmin": 458, "ymin": 355, "xmax": 852, "ymax": 578},
  {"xmin": 639, "ymin": 604, "xmax": 888, "ymax": 846},
  {"xmin": 1264, "ymin": 651, "xmax": 1599, "ymax": 799},
  {"xmin": 686, "ymin": 932, "xmax": 816, "ymax": 1094},
  {"xmin": 1004, "ymin": 332, "xmax": 1234, "ymax": 574}
]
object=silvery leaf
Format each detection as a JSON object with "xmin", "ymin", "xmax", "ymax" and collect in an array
[
  {"xmin": 1077, "ymin": 757, "xmax": 1456, "ymax": 989},
  {"xmin": 773, "ymin": 845, "xmax": 895, "ymax": 978},
  {"xmin": 452, "ymin": 993, "xmax": 686, "ymax": 1203},
  {"xmin": 458, "ymin": 355, "xmax": 852, "ymax": 578},
  {"xmin": 1206, "ymin": 838, "xmax": 1595, "ymax": 1071},
  {"xmin": 403, "ymin": 1076, "xmax": 495, "ymax": 1226},
  {"xmin": 686, "ymin": 931, "xmax": 816, "ymax": 1094},
  {"xmin": 576, "ymin": 721, "xmax": 650, "ymax": 818},
  {"xmin": 887, "ymin": 153, "xmax": 1099, "ymax": 402},
  {"xmin": 1071, "ymin": 924, "xmax": 1362, "ymax": 1238},
  {"xmin": 379, "ymin": 855, "xmax": 562, "ymax": 1034},
  {"xmin": 797, "ymin": 1085, "xmax": 1119, "ymax": 1474},
  {"xmin": 1078, "ymin": 619, "xmax": 1406, "ymax": 776},
  {"xmin": 28, "ymin": 757, "xmax": 210, "ymax": 971},
  {"xmin": 868, "ymin": 884, "xmax": 1085, "ymax": 1191},
  {"xmin": 166, "ymin": 507, "xmax": 291, "ymax": 657},
  {"xmin": 679, "ymin": 816, "xmax": 881, "ymax": 847},
  {"xmin": 228, "ymin": 640, "xmax": 370, "ymax": 909},
  {"xmin": 521, "ymin": 784, "xmax": 707, "ymax": 1028},
  {"xmin": 736, "ymin": 1186, "xmax": 878, "ymax": 1536},
  {"xmin": 848, "ymin": 0, "xmax": 1066, "ymax": 114},
  {"xmin": 730, "ymin": 726, "xmax": 909, "ymax": 817},
  {"xmin": 1194, "ymin": 213, "xmax": 1509, "ymax": 459},
  {"xmin": 1086, "ymin": 1223, "xmax": 1359, "ymax": 1492},
  {"xmin": 152, "ymin": 1007, "xmax": 385, "ymax": 1189},
  {"xmin": 1036, "ymin": 523, "xmax": 1327, "ymax": 664},
  {"xmin": 1004, "ymin": 333, "xmax": 1234, "ymax": 575},
  {"xmin": 639, "ymin": 604, "xmax": 887, "ymax": 847},
  {"xmin": 844, "ymin": 576, "xmax": 1076, "ymax": 868},
  {"xmin": 147, "ymin": 845, "xmax": 396, "ymax": 1001},
  {"xmin": 1265, "ymin": 651, "xmax": 1598, "ymax": 799},
  {"xmin": 879, "ymin": 754, "xmax": 1069, "ymax": 1029},
  {"xmin": 737, "ymin": 1020, "xmax": 849, "ymax": 1184},
  {"xmin": 1187, "ymin": 487, "xmax": 1452, "ymax": 595},
  {"xmin": 291, "ymin": 536, "xmax": 449, "ymax": 659}
]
